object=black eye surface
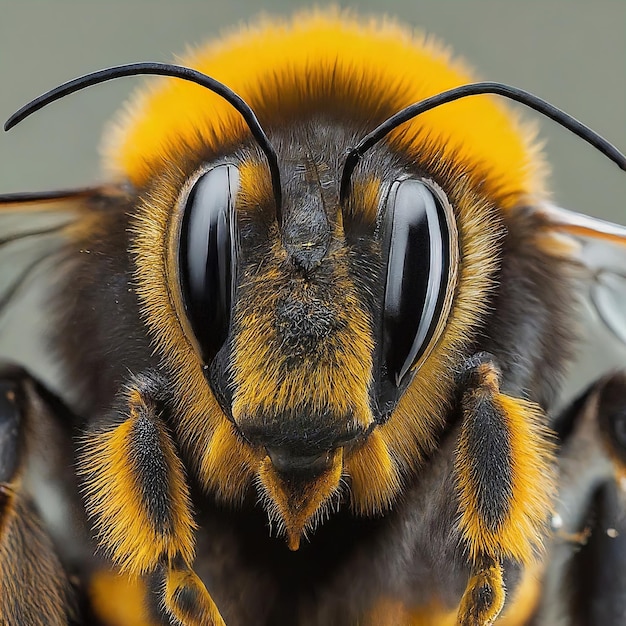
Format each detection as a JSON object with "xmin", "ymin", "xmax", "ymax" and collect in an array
[
  {"xmin": 178, "ymin": 164, "xmax": 239, "ymax": 362},
  {"xmin": 380, "ymin": 179, "xmax": 457, "ymax": 405}
]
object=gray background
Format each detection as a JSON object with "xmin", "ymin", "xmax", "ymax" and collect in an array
[{"xmin": 1, "ymin": 0, "xmax": 625, "ymax": 404}]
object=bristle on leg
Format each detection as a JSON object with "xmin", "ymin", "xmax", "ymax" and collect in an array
[
  {"xmin": 454, "ymin": 356, "xmax": 556, "ymax": 624},
  {"xmin": 79, "ymin": 376, "xmax": 196, "ymax": 575}
]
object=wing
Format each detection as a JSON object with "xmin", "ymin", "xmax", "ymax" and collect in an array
[
  {"xmin": 533, "ymin": 203, "xmax": 626, "ymax": 345},
  {"xmin": 0, "ymin": 186, "xmax": 117, "ymax": 317}
]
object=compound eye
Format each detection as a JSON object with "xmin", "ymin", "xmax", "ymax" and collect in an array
[
  {"xmin": 178, "ymin": 164, "xmax": 239, "ymax": 362},
  {"xmin": 381, "ymin": 179, "xmax": 458, "ymax": 390}
]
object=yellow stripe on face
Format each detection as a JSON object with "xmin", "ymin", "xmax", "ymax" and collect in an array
[{"xmin": 230, "ymin": 248, "xmax": 375, "ymax": 430}]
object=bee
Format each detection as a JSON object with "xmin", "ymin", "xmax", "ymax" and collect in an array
[{"xmin": 1, "ymin": 10, "xmax": 625, "ymax": 626}]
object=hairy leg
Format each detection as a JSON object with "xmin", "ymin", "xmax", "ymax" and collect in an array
[{"xmin": 80, "ymin": 371, "xmax": 225, "ymax": 626}]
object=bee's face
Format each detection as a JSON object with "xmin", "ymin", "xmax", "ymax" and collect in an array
[
  {"xmin": 131, "ymin": 117, "xmax": 500, "ymax": 544},
  {"xmin": 26, "ymin": 14, "xmax": 546, "ymax": 545},
  {"xmin": 165, "ymin": 119, "xmax": 457, "ymax": 467},
  {"xmin": 89, "ymin": 13, "xmax": 542, "ymax": 546}
]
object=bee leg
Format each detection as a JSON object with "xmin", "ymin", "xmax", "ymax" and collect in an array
[
  {"xmin": 141, "ymin": 556, "xmax": 225, "ymax": 626},
  {"xmin": 457, "ymin": 557, "xmax": 505, "ymax": 626},
  {"xmin": 454, "ymin": 354, "xmax": 555, "ymax": 626},
  {"xmin": 80, "ymin": 372, "xmax": 225, "ymax": 626},
  {"xmin": 0, "ymin": 366, "xmax": 76, "ymax": 624}
]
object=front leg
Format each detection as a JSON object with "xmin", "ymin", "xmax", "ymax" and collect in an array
[
  {"xmin": 454, "ymin": 355, "xmax": 556, "ymax": 625},
  {"xmin": 80, "ymin": 372, "xmax": 224, "ymax": 626}
]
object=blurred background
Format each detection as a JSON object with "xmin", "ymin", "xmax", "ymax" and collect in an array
[{"xmin": 0, "ymin": 0, "xmax": 624, "ymax": 405}]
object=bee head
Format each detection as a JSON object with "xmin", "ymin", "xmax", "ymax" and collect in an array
[
  {"xmin": 9, "ymin": 13, "xmax": 622, "ymax": 548},
  {"xmin": 93, "ymin": 17, "xmax": 547, "ymax": 546},
  {"xmin": 162, "ymin": 121, "xmax": 458, "ymax": 547}
]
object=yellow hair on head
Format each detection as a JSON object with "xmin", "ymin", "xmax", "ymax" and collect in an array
[
  {"xmin": 346, "ymin": 430, "xmax": 401, "ymax": 516},
  {"xmin": 122, "ymin": 9, "xmax": 547, "ymax": 518},
  {"xmin": 104, "ymin": 8, "xmax": 546, "ymax": 209}
]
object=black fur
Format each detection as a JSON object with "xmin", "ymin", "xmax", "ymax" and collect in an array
[
  {"xmin": 461, "ymin": 388, "xmax": 514, "ymax": 531},
  {"xmin": 567, "ymin": 480, "xmax": 626, "ymax": 626},
  {"xmin": 128, "ymin": 403, "xmax": 175, "ymax": 533}
]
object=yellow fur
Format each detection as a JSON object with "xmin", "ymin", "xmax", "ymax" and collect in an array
[
  {"xmin": 104, "ymin": 9, "xmax": 546, "ymax": 208},
  {"xmin": 458, "ymin": 562, "xmax": 506, "ymax": 626},
  {"xmin": 89, "ymin": 570, "xmax": 159, "ymax": 626},
  {"xmin": 346, "ymin": 430, "xmax": 401, "ymax": 516},
  {"xmin": 199, "ymin": 419, "xmax": 259, "ymax": 505},
  {"xmin": 163, "ymin": 563, "xmax": 226, "ymax": 626},
  {"xmin": 80, "ymin": 395, "xmax": 196, "ymax": 575},
  {"xmin": 344, "ymin": 175, "xmax": 383, "ymax": 226},
  {"xmin": 258, "ymin": 450, "xmax": 344, "ymax": 550},
  {"xmin": 230, "ymin": 243, "xmax": 375, "ymax": 429},
  {"xmin": 456, "ymin": 393, "xmax": 556, "ymax": 565}
]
